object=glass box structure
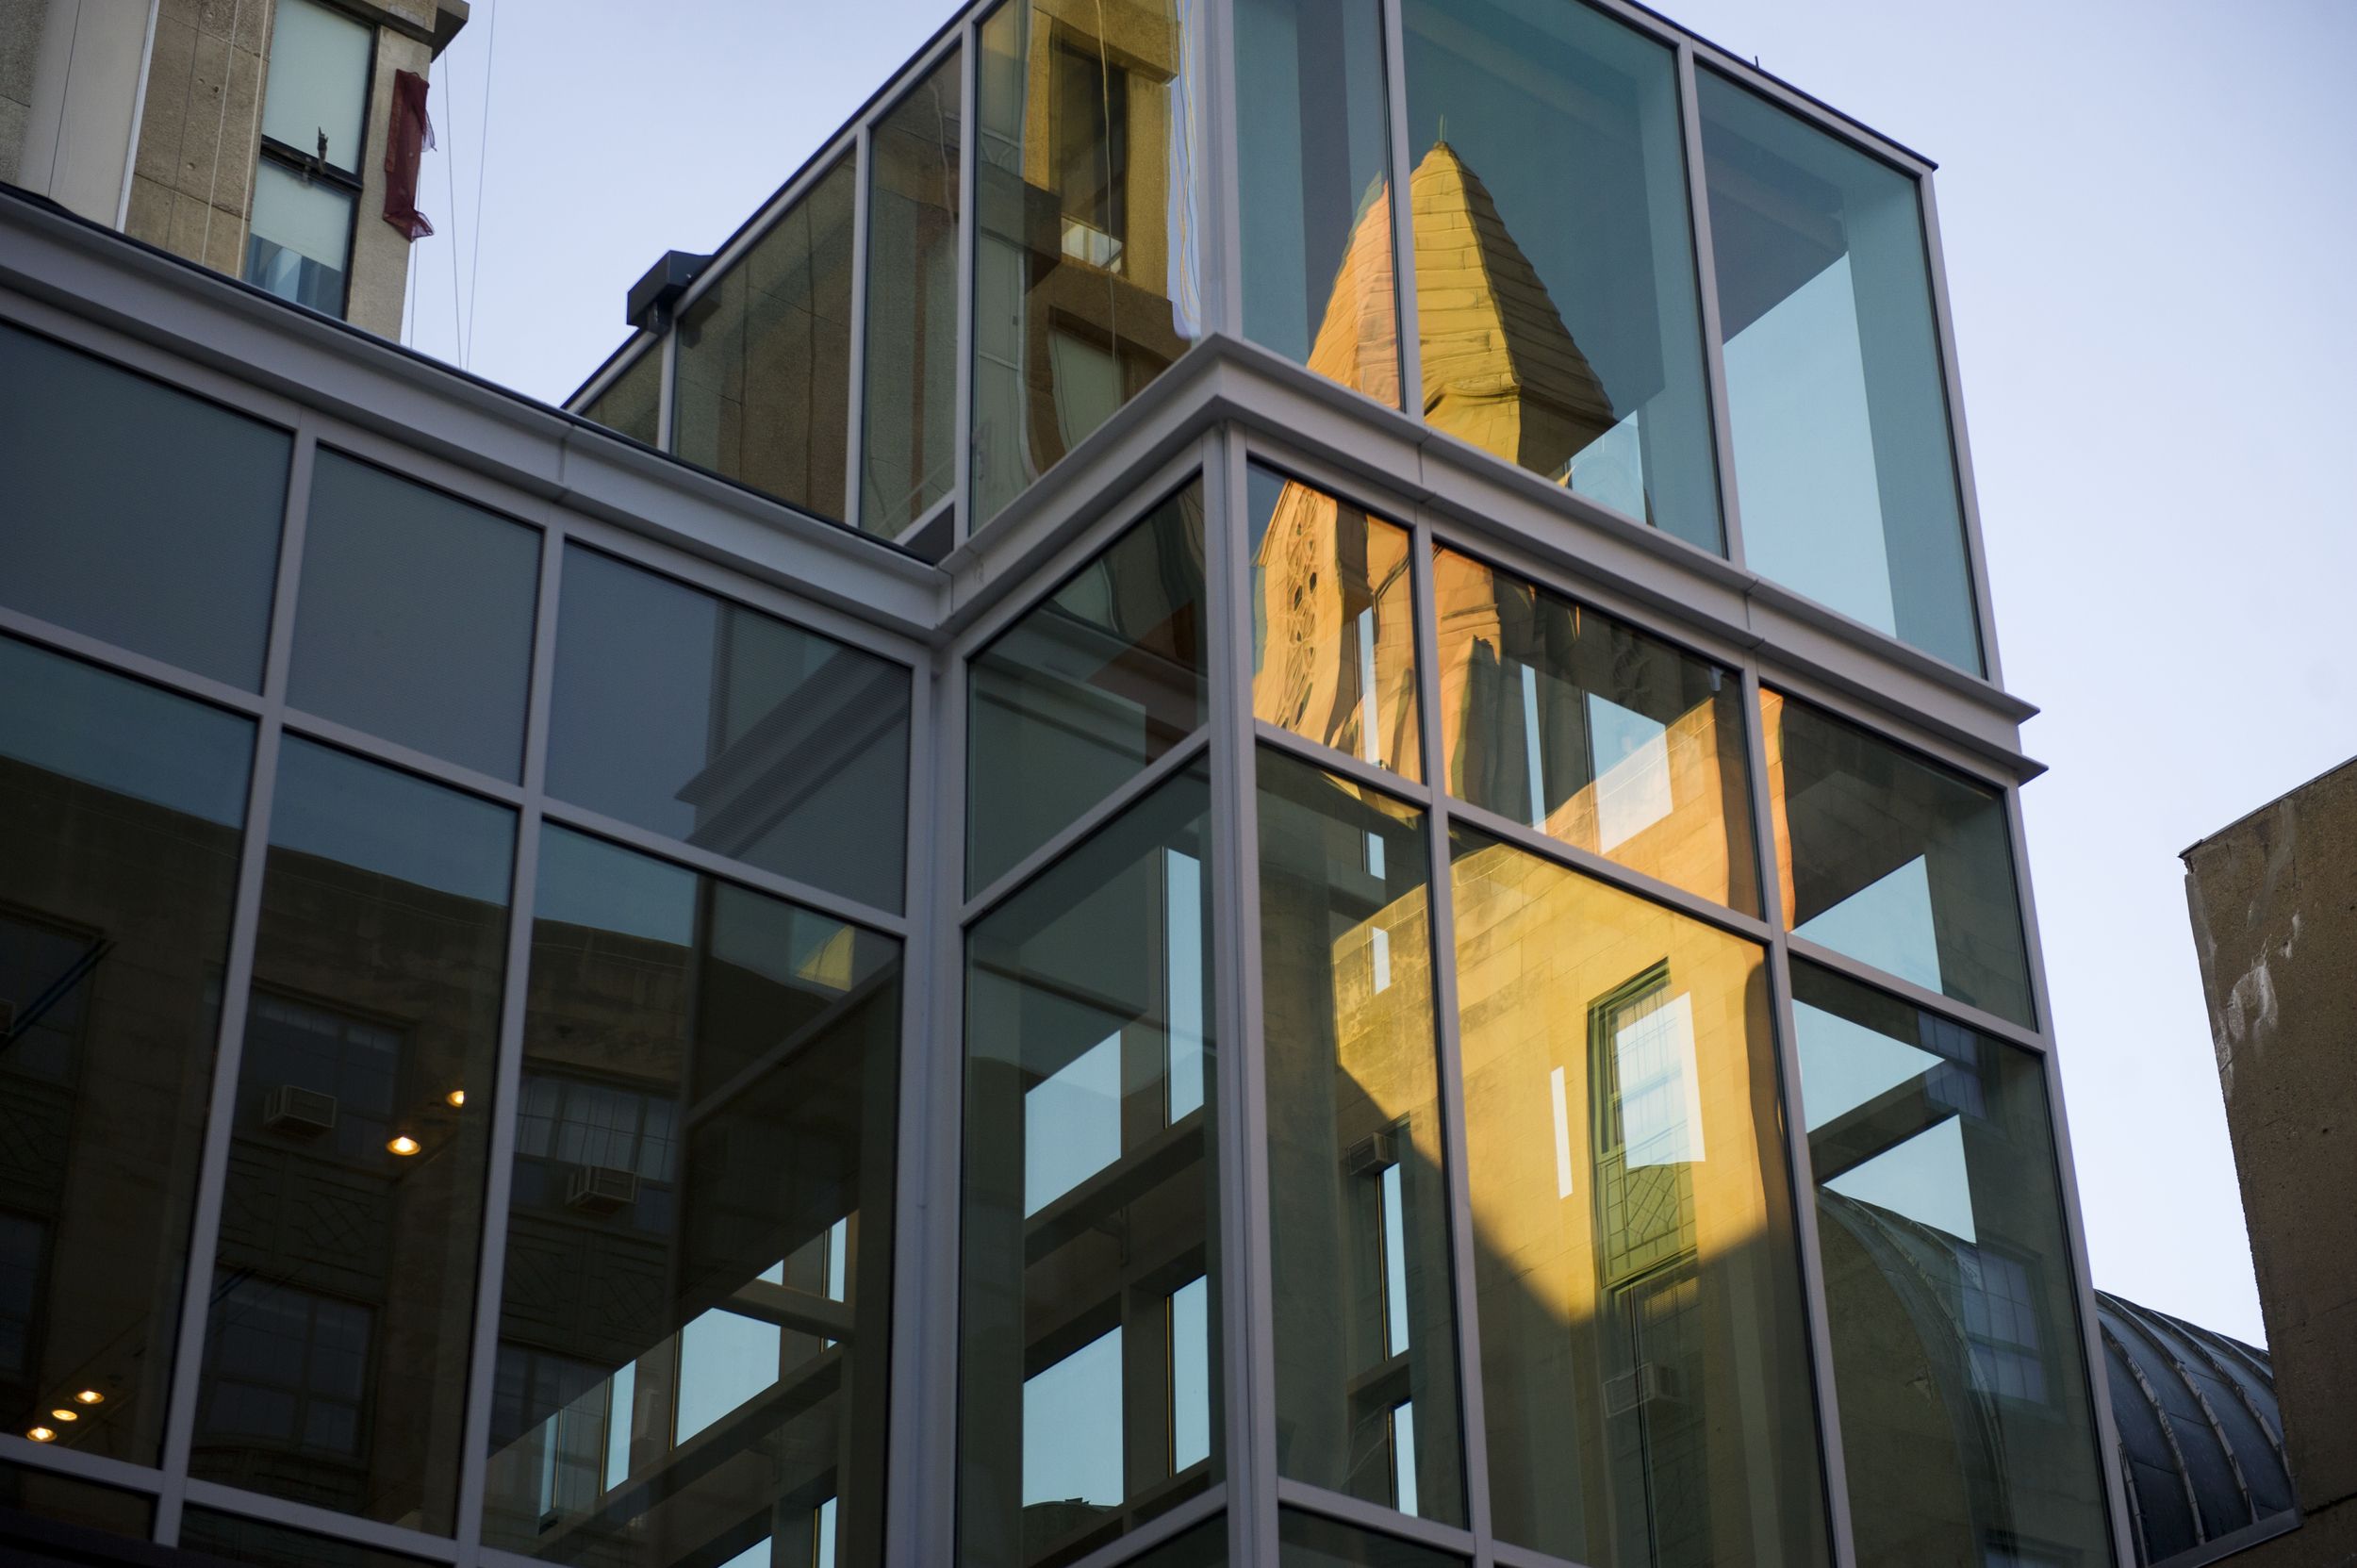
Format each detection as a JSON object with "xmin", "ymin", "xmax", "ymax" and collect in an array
[{"xmin": 0, "ymin": 2, "xmax": 2129, "ymax": 1568}]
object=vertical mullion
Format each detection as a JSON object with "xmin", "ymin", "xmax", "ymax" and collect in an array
[
  {"xmin": 1203, "ymin": 0, "xmax": 1242, "ymax": 339},
  {"xmin": 1914, "ymin": 172, "xmax": 2003, "ymax": 689},
  {"xmin": 1409, "ymin": 517, "xmax": 1492, "ymax": 1562},
  {"xmin": 951, "ymin": 15, "xmax": 980, "ymax": 550},
  {"xmin": 917, "ymin": 636, "xmax": 968, "ymax": 1563},
  {"xmin": 1209, "ymin": 426, "xmax": 1275, "ymax": 1568},
  {"xmin": 1382, "ymin": 0, "xmax": 1422, "ymax": 420},
  {"xmin": 151, "ymin": 418, "xmax": 319, "ymax": 1545},
  {"xmin": 655, "ymin": 325, "xmax": 679, "ymax": 453},
  {"xmin": 846, "ymin": 122, "xmax": 875, "ymax": 532},
  {"xmin": 1675, "ymin": 41, "xmax": 1745, "ymax": 569},
  {"xmin": 449, "ymin": 515, "xmax": 567, "ymax": 1567},
  {"xmin": 1740, "ymin": 667, "xmax": 1858, "ymax": 1568}
]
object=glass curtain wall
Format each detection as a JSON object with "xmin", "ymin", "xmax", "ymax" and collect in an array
[
  {"xmin": 1234, "ymin": 0, "xmax": 1399, "ymax": 406},
  {"xmin": 961, "ymin": 767, "xmax": 1218, "ymax": 1568},
  {"xmin": 677, "ymin": 157, "xmax": 859, "ymax": 523},
  {"xmin": 483, "ymin": 826, "xmax": 900, "ymax": 1568},
  {"xmin": 1447, "ymin": 826, "xmax": 1825, "ymax": 1568},
  {"xmin": 863, "ymin": 49, "xmax": 964, "ymax": 536},
  {"xmin": 1695, "ymin": 72, "xmax": 1979, "ymax": 673},
  {"xmin": 1399, "ymin": 0, "xmax": 1720, "ymax": 550},
  {"xmin": 1429, "ymin": 547, "xmax": 1756, "ymax": 912},
  {"xmin": 1258, "ymin": 751, "xmax": 1464, "ymax": 1525},
  {"xmin": 1790, "ymin": 961, "xmax": 2109, "ymax": 1568},
  {"xmin": 971, "ymin": 0, "xmax": 1203, "ymax": 527},
  {"xmin": 0, "ymin": 638, "xmax": 252, "ymax": 1462}
]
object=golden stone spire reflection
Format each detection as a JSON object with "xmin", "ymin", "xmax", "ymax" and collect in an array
[{"xmin": 1304, "ymin": 178, "xmax": 1402, "ymax": 408}]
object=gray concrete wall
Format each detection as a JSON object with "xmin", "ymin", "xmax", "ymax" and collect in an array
[
  {"xmin": 2184, "ymin": 756, "xmax": 2357, "ymax": 1568},
  {"xmin": 0, "ymin": 0, "xmax": 46, "ymax": 185},
  {"xmin": 124, "ymin": 0, "xmax": 267, "ymax": 275}
]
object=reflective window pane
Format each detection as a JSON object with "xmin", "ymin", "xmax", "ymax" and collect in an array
[
  {"xmin": 1248, "ymin": 467, "xmax": 1419, "ymax": 780},
  {"xmin": 289, "ymin": 453, "xmax": 540, "ymax": 781},
  {"xmin": 1236, "ymin": 0, "xmax": 1399, "ymax": 406},
  {"xmin": 0, "ymin": 636, "xmax": 250, "ymax": 1464},
  {"xmin": 862, "ymin": 50, "xmax": 963, "ymax": 536},
  {"xmin": 0, "ymin": 1460, "xmax": 156, "ymax": 1539},
  {"xmin": 1450, "ymin": 826, "xmax": 1826, "ymax": 1567},
  {"xmin": 971, "ymin": 0, "xmax": 1201, "ymax": 528},
  {"xmin": 546, "ymin": 546, "xmax": 910, "ymax": 914},
  {"xmin": 1402, "ymin": 0, "xmax": 1721, "ymax": 551},
  {"xmin": 483, "ymin": 826, "xmax": 900, "ymax": 1568},
  {"xmin": 1697, "ymin": 71, "xmax": 1980, "ymax": 672},
  {"xmin": 676, "ymin": 157, "xmax": 856, "ymax": 521},
  {"xmin": 194, "ymin": 738, "xmax": 514, "ymax": 1532},
  {"xmin": 183, "ymin": 1504, "xmax": 434, "ymax": 1568},
  {"xmin": 1791, "ymin": 961, "xmax": 2109, "ymax": 1568},
  {"xmin": 967, "ymin": 482, "xmax": 1207, "ymax": 896},
  {"xmin": 1279, "ymin": 1509, "xmax": 1463, "ymax": 1568},
  {"xmin": 963, "ymin": 767, "xmax": 1219, "ymax": 1568},
  {"xmin": 259, "ymin": 0, "xmax": 371, "ymax": 174},
  {"xmin": 1432, "ymin": 547, "xmax": 1756, "ymax": 913},
  {"xmin": 579, "ymin": 342, "xmax": 663, "ymax": 447},
  {"xmin": 245, "ymin": 163, "xmax": 354, "ymax": 318},
  {"xmin": 0, "ymin": 322, "xmax": 288, "ymax": 689},
  {"xmin": 1258, "ymin": 750, "xmax": 1464, "ymax": 1525},
  {"xmin": 1760, "ymin": 690, "xmax": 2032, "ymax": 1027}
]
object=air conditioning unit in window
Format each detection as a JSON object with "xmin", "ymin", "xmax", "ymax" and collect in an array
[
  {"xmin": 567, "ymin": 1165, "xmax": 638, "ymax": 1214},
  {"xmin": 1603, "ymin": 1361, "xmax": 1683, "ymax": 1416},
  {"xmin": 262, "ymin": 1084, "xmax": 338, "ymax": 1137}
]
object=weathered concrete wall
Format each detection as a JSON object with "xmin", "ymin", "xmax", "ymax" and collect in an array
[
  {"xmin": 345, "ymin": 23, "xmax": 425, "ymax": 338},
  {"xmin": 2184, "ymin": 755, "xmax": 2357, "ymax": 1568},
  {"xmin": 0, "ymin": 0, "xmax": 45, "ymax": 185},
  {"xmin": 124, "ymin": 0, "xmax": 268, "ymax": 275}
]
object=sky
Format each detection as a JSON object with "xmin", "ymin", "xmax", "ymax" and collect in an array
[{"xmin": 398, "ymin": 0, "xmax": 2355, "ymax": 1345}]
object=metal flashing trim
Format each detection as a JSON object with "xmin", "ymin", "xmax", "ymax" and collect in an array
[
  {"xmin": 0, "ymin": 1437, "xmax": 165, "ymax": 1494},
  {"xmin": 1784, "ymin": 935, "xmax": 2047, "ymax": 1054},
  {"xmin": 179, "ymin": 1480, "xmax": 460, "ymax": 1561}
]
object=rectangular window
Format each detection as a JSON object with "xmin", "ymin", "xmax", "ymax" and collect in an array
[
  {"xmin": 675, "ymin": 157, "xmax": 858, "ymax": 521},
  {"xmin": 245, "ymin": 162, "xmax": 356, "ymax": 317},
  {"xmin": 963, "ymin": 767, "xmax": 1218, "ymax": 1567},
  {"xmin": 0, "ymin": 635, "xmax": 252, "ymax": 1465},
  {"xmin": 862, "ymin": 48, "xmax": 963, "ymax": 536},
  {"xmin": 246, "ymin": 0, "xmax": 375, "ymax": 321},
  {"xmin": 0, "ymin": 1461, "xmax": 157, "ymax": 1539},
  {"xmin": 1792, "ymin": 960, "xmax": 2110, "ymax": 1568},
  {"xmin": 260, "ymin": 0, "xmax": 372, "ymax": 174},
  {"xmin": 482, "ymin": 825, "xmax": 899, "ymax": 1568},
  {"xmin": 1258, "ymin": 749, "xmax": 1465, "ymax": 1525},
  {"xmin": 971, "ymin": 0, "xmax": 1201, "ymax": 528},
  {"xmin": 1432, "ymin": 547, "xmax": 1757, "ymax": 912},
  {"xmin": 181, "ymin": 1504, "xmax": 438, "ymax": 1568},
  {"xmin": 1448, "ymin": 826, "xmax": 1827, "ymax": 1567}
]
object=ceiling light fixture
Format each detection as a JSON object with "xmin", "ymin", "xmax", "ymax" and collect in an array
[
  {"xmin": 446, "ymin": 1090, "xmax": 465, "ymax": 1108},
  {"xmin": 28, "ymin": 1428, "xmax": 54, "ymax": 1442},
  {"xmin": 50, "ymin": 1410, "xmax": 76, "ymax": 1422},
  {"xmin": 74, "ymin": 1391, "xmax": 102, "ymax": 1405},
  {"xmin": 388, "ymin": 1135, "xmax": 421, "ymax": 1156}
]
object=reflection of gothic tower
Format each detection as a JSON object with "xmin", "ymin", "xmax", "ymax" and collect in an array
[
  {"xmin": 1305, "ymin": 181, "xmax": 1401, "ymax": 408},
  {"xmin": 1409, "ymin": 143, "xmax": 1618, "ymax": 481}
]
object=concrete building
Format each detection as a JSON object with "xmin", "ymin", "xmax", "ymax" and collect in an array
[
  {"xmin": 2, "ymin": 0, "xmax": 465, "ymax": 334},
  {"xmin": 2, "ymin": 2, "xmax": 2150, "ymax": 1568}
]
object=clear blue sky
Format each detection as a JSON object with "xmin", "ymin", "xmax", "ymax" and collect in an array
[{"xmin": 404, "ymin": 0, "xmax": 2355, "ymax": 1345}]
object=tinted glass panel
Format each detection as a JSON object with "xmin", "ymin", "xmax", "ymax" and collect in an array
[
  {"xmin": 193, "ymin": 738, "xmax": 513, "ymax": 1532},
  {"xmin": 245, "ymin": 163, "xmax": 354, "ymax": 318},
  {"xmin": 0, "ymin": 322, "xmax": 288, "ymax": 688},
  {"xmin": 483, "ymin": 826, "xmax": 900, "ymax": 1568},
  {"xmin": 579, "ymin": 342, "xmax": 663, "ymax": 447},
  {"xmin": 1248, "ymin": 467, "xmax": 1419, "ymax": 780},
  {"xmin": 1697, "ymin": 71, "xmax": 1979, "ymax": 672},
  {"xmin": 1791, "ymin": 962, "xmax": 2108, "ymax": 1568},
  {"xmin": 971, "ymin": 0, "xmax": 1201, "ymax": 527},
  {"xmin": 1128, "ymin": 1516, "xmax": 1227, "ymax": 1568},
  {"xmin": 259, "ymin": 0, "xmax": 371, "ymax": 173},
  {"xmin": 1236, "ymin": 0, "xmax": 1398, "ymax": 405},
  {"xmin": 1432, "ymin": 547, "xmax": 1755, "ymax": 913},
  {"xmin": 1402, "ymin": 0, "xmax": 1720, "ymax": 550},
  {"xmin": 182, "ymin": 1505, "xmax": 432, "ymax": 1568},
  {"xmin": 546, "ymin": 546, "xmax": 910, "ymax": 914},
  {"xmin": 676, "ymin": 158, "xmax": 856, "ymax": 520},
  {"xmin": 1277, "ymin": 1509, "xmax": 1461, "ymax": 1568},
  {"xmin": 962, "ymin": 767, "xmax": 1218, "ymax": 1568},
  {"xmin": 0, "ymin": 1461, "xmax": 156, "ymax": 1538},
  {"xmin": 1760, "ymin": 690, "xmax": 2031, "ymax": 1027},
  {"xmin": 289, "ymin": 453, "xmax": 540, "ymax": 781},
  {"xmin": 0, "ymin": 636, "xmax": 250, "ymax": 1463},
  {"xmin": 967, "ymin": 482, "xmax": 1207, "ymax": 895},
  {"xmin": 863, "ymin": 50, "xmax": 964, "ymax": 536},
  {"xmin": 1450, "ymin": 827, "xmax": 1826, "ymax": 1567},
  {"xmin": 1258, "ymin": 750, "xmax": 1463, "ymax": 1525}
]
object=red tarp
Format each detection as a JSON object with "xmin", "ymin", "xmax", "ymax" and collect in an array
[{"xmin": 383, "ymin": 69, "xmax": 436, "ymax": 240}]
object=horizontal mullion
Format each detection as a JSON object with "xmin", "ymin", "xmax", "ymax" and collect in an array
[
  {"xmin": 1440, "ymin": 795, "xmax": 1775, "ymax": 944},
  {"xmin": 179, "ymin": 1478, "xmax": 460, "ymax": 1561},
  {"xmin": 0, "ymin": 1435, "xmax": 165, "ymax": 1494},
  {"xmin": 1252, "ymin": 720, "xmax": 1432, "ymax": 808},
  {"xmin": 278, "ymin": 708, "xmax": 530, "ymax": 807},
  {"xmin": 0, "ymin": 604, "xmax": 270, "ymax": 719},
  {"xmin": 536, "ymin": 797, "xmax": 912, "ymax": 937},
  {"xmin": 959, "ymin": 729, "xmax": 1211, "ymax": 925},
  {"xmin": 1490, "ymin": 1535, "xmax": 1602, "ymax": 1568},
  {"xmin": 1062, "ymin": 1483, "xmax": 1227, "ymax": 1568},
  {"xmin": 1273, "ymin": 1477, "xmax": 1475, "ymax": 1557},
  {"xmin": 1783, "ymin": 933, "xmax": 2047, "ymax": 1052}
]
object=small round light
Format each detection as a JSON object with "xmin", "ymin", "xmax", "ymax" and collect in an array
[
  {"xmin": 446, "ymin": 1090, "xmax": 466, "ymax": 1108},
  {"xmin": 28, "ymin": 1428, "xmax": 54, "ymax": 1442},
  {"xmin": 387, "ymin": 1135, "xmax": 421, "ymax": 1156},
  {"xmin": 50, "ymin": 1410, "xmax": 77, "ymax": 1422},
  {"xmin": 74, "ymin": 1391, "xmax": 102, "ymax": 1405}
]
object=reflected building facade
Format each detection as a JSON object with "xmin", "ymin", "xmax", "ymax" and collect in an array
[{"xmin": 1, "ymin": 3, "xmax": 2125, "ymax": 1568}]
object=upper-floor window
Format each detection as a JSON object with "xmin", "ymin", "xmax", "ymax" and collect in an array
[{"xmin": 245, "ymin": 0, "xmax": 375, "ymax": 318}]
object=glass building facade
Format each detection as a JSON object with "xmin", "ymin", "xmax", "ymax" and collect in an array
[{"xmin": 0, "ymin": 3, "xmax": 2119, "ymax": 1568}]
